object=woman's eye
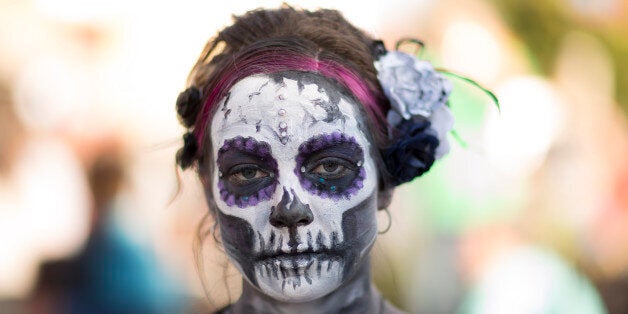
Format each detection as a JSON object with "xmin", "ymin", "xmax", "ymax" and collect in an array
[
  {"xmin": 314, "ymin": 161, "xmax": 342, "ymax": 175},
  {"xmin": 310, "ymin": 158, "xmax": 353, "ymax": 178},
  {"xmin": 240, "ymin": 168, "xmax": 258, "ymax": 179},
  {"xmin": 229, "ymin": 165, "xmax": 269, "ymax": 182}
]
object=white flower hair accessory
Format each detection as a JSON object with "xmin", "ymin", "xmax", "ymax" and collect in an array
[
  {"xmin": 375, "ymin": 48, "xmax": 455, "ymax": 159},
  {"xmin": 373, "ymin": 40, "xmax": 455, "ymax": 185}
]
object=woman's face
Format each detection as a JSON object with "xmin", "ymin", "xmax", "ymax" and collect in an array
[{"xmin": 207, "ymin": 72, "xmax": 379, "ymax": 302}]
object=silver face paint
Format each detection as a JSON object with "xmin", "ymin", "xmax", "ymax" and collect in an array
[{"xmin": 209, "ymin": 73, "xmax": 378, "ymax": 302}]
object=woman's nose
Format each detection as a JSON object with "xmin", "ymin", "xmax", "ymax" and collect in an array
[{"xmin": 269, "ymin": 187, "xmax": 313, "ymax": 229}]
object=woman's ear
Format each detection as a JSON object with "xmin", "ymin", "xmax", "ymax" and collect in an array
[
  {"xmin": 377, "ymin": 168, "xmax": 394, "ymax": 209},
  {"xmin": 377, "ymin": 187, "xmax": 393, "ymax": 209}
]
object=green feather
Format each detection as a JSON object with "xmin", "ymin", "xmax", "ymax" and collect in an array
[
  {"xmin": 450, "ymin": 129, "xmax": 468, "ymax": 149},
  {"xmin": 437, "ymin": 69, "xmax": 501, "ymax": 113}
]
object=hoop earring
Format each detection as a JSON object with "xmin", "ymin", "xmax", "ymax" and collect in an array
[{"xmin": 378, "ymin": 208, "xmax": 392, "ymax": 234}]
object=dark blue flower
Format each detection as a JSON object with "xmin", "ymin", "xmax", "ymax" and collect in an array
[{"xmin": 383, "ymin": 119, "xmax": 439, "ymax": 186}]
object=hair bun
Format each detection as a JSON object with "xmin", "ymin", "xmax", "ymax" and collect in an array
[
  {"xmin": 176, "ymin": 132, "xmax": 198, "ymax": 169},
  {"xmin": 176, "ymin": 87, "xmax": 202, "ymax": 128}
]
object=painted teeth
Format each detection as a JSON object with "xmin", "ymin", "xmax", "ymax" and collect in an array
[
  {"xmin": 255, "ymin": 227, "xmax": 342, "ymax": 253},
  {"xmin": 255, "ymin": 259, "xmax": 342, "ymax": 293},
  {"xmin": 258, "ymin": 258, "xmax": 337, "ymax": 277},
  {"xmin": 254, "ymin": 226, "xmax": 346, "ymax": 261}
]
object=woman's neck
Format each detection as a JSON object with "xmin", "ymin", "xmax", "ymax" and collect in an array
[{"xmin": 229, "ymin": 260, "xmax": 384, "ymax": 314}]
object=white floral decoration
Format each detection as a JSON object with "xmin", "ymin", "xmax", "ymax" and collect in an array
[{"xmin": 374, "ymin": 50, "xmax": 455, "ymax": 159}]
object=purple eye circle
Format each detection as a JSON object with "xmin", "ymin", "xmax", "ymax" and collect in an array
[
  {"xmin": 295, "ymin": 132, "xmax": 365, "ymax": 200},
  {"xmin": 217, "ymin": 137, "xmax": 278, "ymax": 208}
]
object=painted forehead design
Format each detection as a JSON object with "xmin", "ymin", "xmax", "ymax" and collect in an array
[
  {"xmin": 210, "ymin": 71, "xmax": 370, "ymax": 147},
  {"xmin": 267, "ymin": 71, "xmax": 351, "ymax": 124}
]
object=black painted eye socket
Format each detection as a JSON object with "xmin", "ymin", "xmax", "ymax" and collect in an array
[
  {"xmin": 295, "ymin": 133, "xmax": 366, "ymax": 198},
  {"xmin": 300, "ymin": 154, "xmax": 362, "ymax": 196},
  {"xmin": 228, "ymin": 164, "xmax": 271, "ymax": 186},
  {"xmin": 216, "ymin": 137, "xmax": 279, "ymax": 207}
]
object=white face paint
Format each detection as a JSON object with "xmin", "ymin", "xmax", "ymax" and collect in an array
[{"xmin": 209, "ymin": 72, "xmax": 378, "ymax": 302}]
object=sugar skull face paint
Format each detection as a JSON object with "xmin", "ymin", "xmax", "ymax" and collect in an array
[{"xmin": 208, "ymin": 72, "xmax": 379, "ymax": 302}]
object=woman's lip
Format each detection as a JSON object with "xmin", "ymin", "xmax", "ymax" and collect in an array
[
  {"xmin": 276, "ymin": 255, "xmax": 313, "ymax": 269},
  {"xmin": 258, "ymin": 252, "xmax": 334, "ymax": 266},
  {"xmin": 254, "ymin": 255, "xmax": 343, "ymax": 280}
]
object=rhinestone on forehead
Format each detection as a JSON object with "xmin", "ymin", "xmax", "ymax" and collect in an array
[{"xmin": 278, "ymin": 113, "xmax": 289, "ymax": 144}]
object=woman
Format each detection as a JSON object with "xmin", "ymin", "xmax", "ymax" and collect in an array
[{"xmin": 175, "ymin": 6, "xmax": 453, "ymax": 313}]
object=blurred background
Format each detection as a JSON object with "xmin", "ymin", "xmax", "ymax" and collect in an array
[{"xmin": 0, "ymin": 0, "xmax": 626, "ymax": 313}]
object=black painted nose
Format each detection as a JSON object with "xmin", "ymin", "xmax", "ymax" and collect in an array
[{"xmin": 269, "ymin": 188, "xmax": 313, "ymax": 229}]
